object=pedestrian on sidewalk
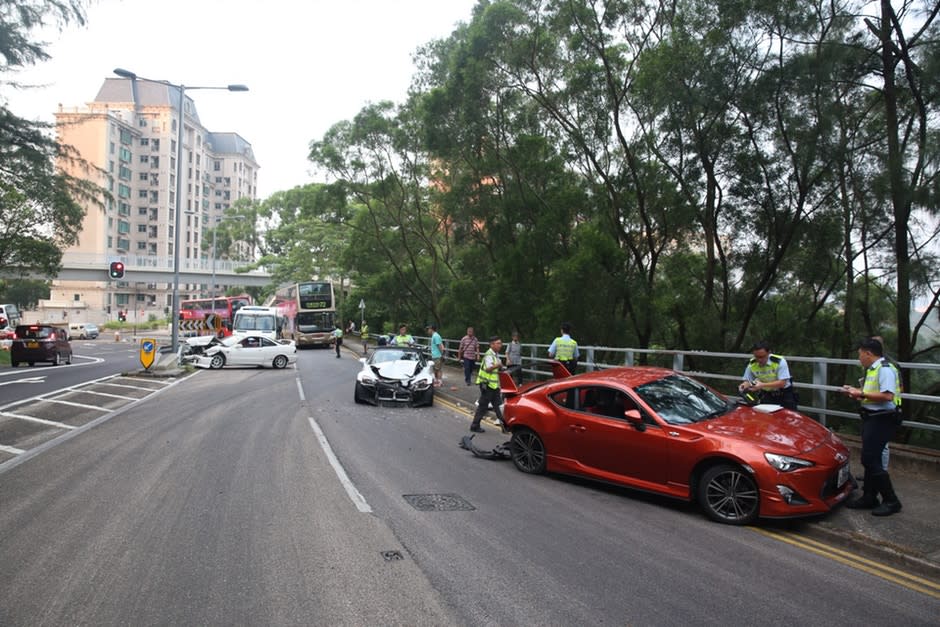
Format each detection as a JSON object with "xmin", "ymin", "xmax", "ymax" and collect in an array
[
  {"xmin": 470, "ymin": 335, "xmax": 505, "ymax": 433},
  {"xmin": 427, "ymin": 323, "xmax": 444, "ymax": 387},
  {"xmin": 361, "ymin": 321, "xmax": 369, "ymax": 353},
  {"xmin": 547, "ymin": 322, "xmax": 579, "ymax": 374},
  {"xmin": 457, "ymin": 326, "xmax": 479, "ymax": 386},
  {"xmin": 505, "ymin": 330, "xmax": 523, "ymax": 384},
  {"xmin": 842, "ymin": 337, "xmax": 903, "ymax": 516}
]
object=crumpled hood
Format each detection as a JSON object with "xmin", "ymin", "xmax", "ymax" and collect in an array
[
  {"xmin": 695, "ymin": 406, "xmax": 835, "ymax": 454},
  {"xmin": 373, "ymin": 360, "xmax": 422, "ymax": 380}
]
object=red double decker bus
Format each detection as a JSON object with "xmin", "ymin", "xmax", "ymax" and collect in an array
[{"xmin": 179, "ymin": 295, "xmax": 253, "ymax": 335}]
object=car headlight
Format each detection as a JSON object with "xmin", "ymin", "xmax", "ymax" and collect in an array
[
  {"xmin": 360, "ymin": 375, "xmax": 376, "ymax": 385},
  {"xmin": 764, "ymin": 453, "xmax": 815, "ymax": 472},
  {"xmin": 413, "ymin": 378, "xmax": 431, "ymax": 390}
]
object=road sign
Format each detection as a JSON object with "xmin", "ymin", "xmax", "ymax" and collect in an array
[
  {"xmin": 140, "ymin": 338, "xmax": 157, "ymax": 369},
  {"xmin": 358, "ymin": 299, "xmax": 365, "ymax": 310}
]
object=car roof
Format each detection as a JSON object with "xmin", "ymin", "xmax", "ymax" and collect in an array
[{"xmin": 558, "ymin": 366, "xmax": 675, "ymax": 388}]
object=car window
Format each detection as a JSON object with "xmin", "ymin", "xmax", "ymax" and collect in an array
[
  {"xmin": 17, "ymin": 326, "xmax": 53, "ymax": 340},
  {"xmin": 549, "ymin": 388, "xmax": 574, "ymax": 409},
  {"xmin": 633, "ymin": 374, "xmax": 729, "ymax": 425},
  {"xmin": 576, "ymin": 385, "xmax": 640, "ymax": 420},
  {"xmin": 261, "ymin": 337, "xmax": 277, "ymax": 347},
  {"xmin": 371, "ymin": 349, "xmax": 406, "ymax": 363}
]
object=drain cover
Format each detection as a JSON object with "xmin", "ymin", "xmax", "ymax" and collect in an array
[{"xmin": 403, "ymin": 493, "xmax": 476, "ymax": 511}]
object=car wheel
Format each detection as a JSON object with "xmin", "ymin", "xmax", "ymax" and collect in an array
[
  {"xmin": 510, "ymin": 428, "xmax": 546, "ymax": 474},
  {"xmin": 53, "ymin": 353, "xmax": 61, "ymax": 366},
  {"xmin": 354, "ymin": 382, "xmax": 366, "ymax": 404},
  {"xmin": 28, "ymin": 362, "xmax": 35, "ymax": 367},
  {"xmin": 10, "ymin": 360, "xmax": 18, "ymax": 368},
  {"xmin": 66, "ymin": 351, "xmax": 72, "ymax": 365},
  {"xmin": 272, "ymin": 355, "xmax": 289, "ymax": 369},
  {"xmin": 425, "ymin": 388, "xmax": 434, "ymax": 407},
  {"xmin": 80, "ymin": 333, "xmax": 86, "ymax": 339},
  {"xmin": 698, "ymin": 464, "xmax": 760, "ymax": 525},
  {"xmin": 209, "ymin": 354, "xmax": 226, "ymax": 369}
]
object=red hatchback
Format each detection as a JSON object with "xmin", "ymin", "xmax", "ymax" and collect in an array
[{"xmin": 500, "ymin": 365, "xmax": 853, "ymax": 525}]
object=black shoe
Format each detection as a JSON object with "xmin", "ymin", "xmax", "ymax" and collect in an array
[
  {"xmin": 470, "ymin": 426, "xmax": 485, "ymax": 433},
  {"xmin": 871, "ymin": 500, "xmax": 902, "ymax": 516},
  {"xmin": 846, "ymin": 492, "xmax": 880, "ymax": 509}
]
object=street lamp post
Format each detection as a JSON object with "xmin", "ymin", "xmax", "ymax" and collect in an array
[{"xmin": 112, "ymin": 68, "xmax": 247, "ymax": 353}]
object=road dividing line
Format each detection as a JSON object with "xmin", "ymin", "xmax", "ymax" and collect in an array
[
  {"xmin": 753, "ymin": 528, "xmax": 940, "ymax": 599},
  {"xmin": 296, "ymin": 376, "xmax": 372, "ymax": 514}
]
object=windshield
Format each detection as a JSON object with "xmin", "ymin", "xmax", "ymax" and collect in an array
[
  {"xmin": 296, "ymin": 311, "xmax": 334, "ymax": 333},
  {"xmin": 633, "ymin": 374, "xmax": 730, "ymax": 425},
  {"xmin": 370, "ymin": 349, "xmax": 420, "ymax": 364},
  {"xmin": 235, "ymin": 315, "xmax": 275, "ymax": 331}
]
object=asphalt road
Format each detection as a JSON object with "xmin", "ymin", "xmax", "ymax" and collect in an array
[{"xmin": 0, "ymin": 347, "xmax": 937, "ymax": 625}]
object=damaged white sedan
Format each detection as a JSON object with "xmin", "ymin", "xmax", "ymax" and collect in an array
[
  {"xmin": 189, "ymin": 334, "xmax": 297, "ymax": 370},
  {"xmin": 354, "ymin": 346, "xmax": 435, "ymax": 407}
]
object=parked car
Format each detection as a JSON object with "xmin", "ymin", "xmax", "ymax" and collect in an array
[
  {"xmin": 68, "ymin": 322, "xmax": 100, "ymax": 339},
  {"xmin": 354, "ymin": 345, "xmax": 435, "ymax": 407},
  {"xmin": 10, "ymin": 324, "xmax": 73, "ymax": 367},
  {"xmin": 499, "ymin": 364, "xmax": 853, "ymax": 525},
  {"xmin": 192, "ymin": 334, "xmax": 297, "ymax": 369}
]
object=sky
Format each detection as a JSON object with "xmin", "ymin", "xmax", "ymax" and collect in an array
[{"xmin": 5, "ymin": 0, "xmax": 479, "ymax": 198}]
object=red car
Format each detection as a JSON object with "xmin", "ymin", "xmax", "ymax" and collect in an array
[{"xmin": 500, "ymin": 364, "xmax": 853, "ymax": 525}]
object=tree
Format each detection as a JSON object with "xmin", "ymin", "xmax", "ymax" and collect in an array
[{"xmin": 1, "ymin": 0, "xmax": 101, "ymax": 275}]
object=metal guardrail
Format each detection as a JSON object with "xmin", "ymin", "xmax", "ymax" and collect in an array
[{"xmin": 405, "ymin": 337, "xmax": 939, "ymax": 436}]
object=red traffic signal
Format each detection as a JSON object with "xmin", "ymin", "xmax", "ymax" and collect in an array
[{"xmin": 109, "ymin": 261, "xmax": 125, "ymax": 279}]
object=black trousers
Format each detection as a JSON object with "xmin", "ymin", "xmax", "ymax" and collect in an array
[
  {"xmin": 760, "ymin": 387, "xmax": 798, "ymax": 411},
  {"xmin": 860, "ymin": 410, "xmax": 899, "ymax": 478},
  {"xmin": 472, "ymin": 385, "xmax": 503, "ymax": 427}
]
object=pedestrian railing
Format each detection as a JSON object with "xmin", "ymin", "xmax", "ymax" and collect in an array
[{"xmin": 415, "ymin": 338, "xmax": 940, "ymax": 442}]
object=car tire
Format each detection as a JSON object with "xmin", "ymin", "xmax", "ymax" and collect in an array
[
  {"xmin": 10, "ymin": 360, "xmax": 18, "ymax": 368},
  {"xmin": 28, "ymin": 362, "xmax": 35, "ymax": 367},
  {"xmin": 53, "ymin": 353, "xmax": 61, "ymax": 366},
  {"xmin": 209, "ymin": 354, "xmax": 226, "ymax": 369},
  {"xmin": 697, "ymin": 464, "xmax": 760, "ymax": 525},
  {"xmin": 425, "ymin": 389, "xmax": 434, "ymax": 407},
  {"xmin": 66, "ymin": 352, "xmax": 72, "ymax": 365},
  {"xmin": 510, "ymin": 428, "xmax": 547, "ymax": 474},
  {"xmin": 272, "ymin": 355, "xmax": 289, "ymax": 369},
  {"xmin": 354, "ymin": 382, "xmax": 368, "ymax": 404}
]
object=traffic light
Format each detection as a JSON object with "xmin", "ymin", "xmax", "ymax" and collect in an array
[{"xmin": 109, "ymin": 261, "xmax": 125, "ymax": 279}]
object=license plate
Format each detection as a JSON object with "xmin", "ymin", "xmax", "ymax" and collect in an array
[
  {"xmin": 837, "ymin": 463, "xmax": 850, "ymax": 487},
  {"xmin": 27, "ymin": 341, "xmax": 39, "ymax": 349}
]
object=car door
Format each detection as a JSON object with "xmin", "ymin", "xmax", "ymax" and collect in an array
[
  {"xmin": 562, "ymin": 385, "xmax": 671, "ymax": 488},
  {"xmin": 228, "ymin": 336, "xmax": 260, "ymax": 366}
]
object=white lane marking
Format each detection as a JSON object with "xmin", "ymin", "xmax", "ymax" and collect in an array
[
  {"xmin": 33, "ymin": 398, "xmax": 111, "ymax": 411},
  {"xmin": 0, "ymin": 411, "xmax": 77, "ymax": 430},
  {"xmin": 0, "ymin": 377, "xmax": 46, "ymax": 386},
  {"xmin": 296, "ymin": 376, "xmax": 372, "ymax": 514},
  {"xmin": 68, "ymin": 389, "xmax": 140, "ymax": 401},
  {"xmin": 0, "ymin": 444, "xmax": 26, "ymax": 455}
]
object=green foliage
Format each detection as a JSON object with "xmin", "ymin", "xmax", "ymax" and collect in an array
[{"xmin": 0, "ymin": 278, "xmax": 49, "ymax": 309}]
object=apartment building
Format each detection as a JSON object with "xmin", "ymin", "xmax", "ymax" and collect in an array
[{"xmin": 46, "ymin": 77, "xmax": 259, "ymax": 323}]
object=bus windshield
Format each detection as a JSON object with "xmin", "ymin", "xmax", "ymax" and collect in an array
[{"xmin": 296, "ymin": 311, "xmax": 334, "ymax": 333}]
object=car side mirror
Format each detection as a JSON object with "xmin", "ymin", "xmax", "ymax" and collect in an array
[
  {"xmin": 359, "ymin": 357, "xmax": 367, "ymax": 364},
  {"xmin": 625, "ymin": 409, "xmax": 646, "ymax": 431}
]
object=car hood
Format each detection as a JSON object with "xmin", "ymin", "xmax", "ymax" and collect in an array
[
  {"xmin": 693, "ymin": 406, "xmax": 835, "ymax": 454},
  {"xmin": 185, "ymin": 335, "xmax": 220, "ymax": 347},
  {"xmin": 371, "ymin": 361, "xmax": 425, "ymax": 380}
]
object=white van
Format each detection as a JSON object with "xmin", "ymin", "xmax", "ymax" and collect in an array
[
  {"xmin": 0, "ymin": 303, "xmax": 22, "ymax": 336},
  {"xmin": 232, "ymin": 306, "xmax": 281, "ymax": 341}
]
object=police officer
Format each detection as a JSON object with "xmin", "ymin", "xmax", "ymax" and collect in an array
[
  {"xmin": 548, "ymin": 323, "xmax": 579, "ymax": 374},
  {"xmin": 331, "ymin": 325, "xmax": 343, "ymax": 358},
  {"xmin": 738, "ymin": 340, "xmax": 798, "ymax": 410},
  {"xmin": 469, "ymin": 336, "xmax": 505, "ymax": 433},
  {"xmin": 842, "ymin": 337, "xmax": 903, "ymax": 516},
  {"xmin": 360, "ymin": 321, "xmax": 369, "ymax": 352},
  {"xmin": 394, "ymin": 324, "xmax": 414, "ymax": 346}
]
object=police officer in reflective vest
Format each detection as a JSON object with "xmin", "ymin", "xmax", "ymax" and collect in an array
[
  {"xmin": 469, "ymin": 336, "xmax": 505, "ymax": 433},
  {"xmin": 332, "ymin": 326, "xmax": 343, "ymax": 358},
  {"xmin": 548, "ymin": 323, "xmax": 579, "ymax": 374},
  {"xmin": 738, "ymin": 340, "xmax": 798, "ymax": 410},
  {"xmin": 842, "ymin": 337, "xmax": 903, "ymax": 516}
]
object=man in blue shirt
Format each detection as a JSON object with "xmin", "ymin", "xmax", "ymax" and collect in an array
[
  {"xmin": 427, "ymin": 324, "xmax": 444, "ymax": 387},
  {"xmin": 842, "ymin": 337, "xmax": 903, "ymax": 516},
  {"xmin": 548, "ymin": 323, "xmax": 579, "ymax": 374}
]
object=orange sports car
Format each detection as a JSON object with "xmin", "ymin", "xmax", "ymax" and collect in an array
[{"xmin": 500, "ymin": 364, "xmax": 853, "ymax": 525}]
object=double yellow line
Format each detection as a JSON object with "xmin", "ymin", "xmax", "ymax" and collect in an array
[
  {"xmin": 754, "ymin": 528, "xmax": 940, "ymax": 598},
  {"xmin": 438, "ymin": 395, "xmax": 940, "ymax": 598}
]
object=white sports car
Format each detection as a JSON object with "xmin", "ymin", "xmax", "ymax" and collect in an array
[
  {"xmin": 192, "ymin": 334, "xmax": 297, "ymax": 369},
  {"xmin": 354, "ymin": 346, "xmax": 435, "ymax": 406}
]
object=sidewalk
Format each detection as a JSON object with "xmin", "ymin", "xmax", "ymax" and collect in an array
[{"xmin": 389, "ymin": 348, "xmax": 940, "ymax": 579}]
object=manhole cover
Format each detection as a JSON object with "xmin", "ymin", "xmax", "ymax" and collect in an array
[{"xmin": 403, "ymin": 493, "xmax": 476, "ymax": 511}]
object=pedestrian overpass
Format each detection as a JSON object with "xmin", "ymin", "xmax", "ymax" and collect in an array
[{"xmin": 7, "ymin": 252, "xmax": 272, "ymax": 287}]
